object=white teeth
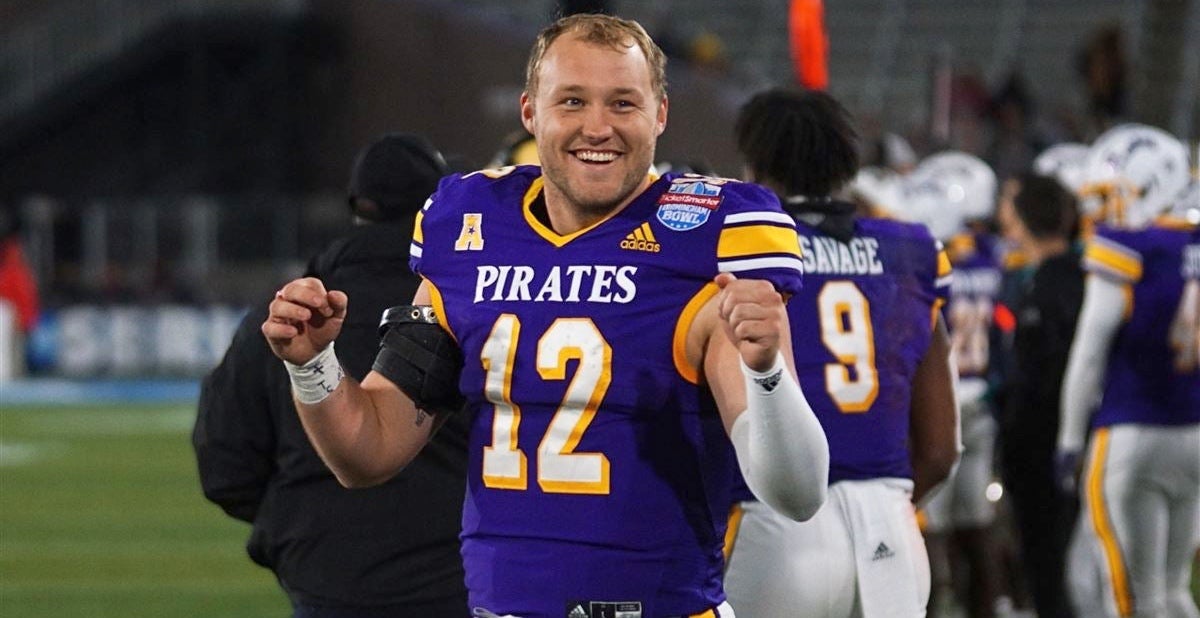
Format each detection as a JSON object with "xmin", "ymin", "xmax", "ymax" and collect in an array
[{"xmin": 575, "ymin": 151, "xmax": 617, "ymax": 162}]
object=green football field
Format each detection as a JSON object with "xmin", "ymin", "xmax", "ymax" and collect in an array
[
  {"xmin": 0, "ymin": 403, "xmax": 289, "ymax": 617},
  {"xmin": 2, "ymin": 402, "xmax": 1197, "ymax": 617}
]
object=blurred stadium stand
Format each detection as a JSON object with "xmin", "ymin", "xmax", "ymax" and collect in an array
[{"xmin": 0, "ymin": 0, "xmax": 1197, "ymax": 378}]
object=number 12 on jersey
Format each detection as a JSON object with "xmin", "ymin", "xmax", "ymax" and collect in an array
[{"xmin": 480, "ymin": 314, "xmax": 613, "ymax": 495}]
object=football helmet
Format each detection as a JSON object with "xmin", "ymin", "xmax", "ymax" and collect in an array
[
  {"xmin": 848, "ymin": 166, "xmax": 906, "ymax": 218},
  {"xmin": 1168, "ymin": 177, "xmax": 1199, "ymax": 224},
  {"xmin": 1079, "ymin": 123, "xmax": 1189, "ymax": 228},
  {"xmin": 1033, "ymin": 142, "xmax": 1090, "ymax": 194},
  {"xmin": 902, "ymin": 151, "xmax": 997, "ymax": 240}
]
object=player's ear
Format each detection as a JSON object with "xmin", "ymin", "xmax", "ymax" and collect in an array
[
  {"xmin": 655, "ymin": 94, "xmax": 668, "ymax": 137},
  {"xmin": 520, "ymin": 91, "xmax": 536, "ymax": 133}
]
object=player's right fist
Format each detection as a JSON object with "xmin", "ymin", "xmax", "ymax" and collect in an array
[{"xmin": 261, "ymin": 277, "xmax": 348, "ymax": 365}]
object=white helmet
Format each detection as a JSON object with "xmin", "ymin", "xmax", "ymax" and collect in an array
[
  {"xmin": 882, "ymin": 133, "xmax": 918, "ymax": 172},
  {"xmin": 1033, "ymin": 142, "xmax": 1090, "ymax": 194},
  {"xmin": 902, "ymin": 151, "xmax": 997, "ymax": 240},
  {"xmin": 1080, "ymin": 123, "xmax": 1189, "ymax": 228},
  {"xmin": 849, "ymin": 166, "xmax": 906, "ymax": 218},
  {"xmin": 1169, "ymin": 177, "xmax": 1200, "ymax": 224}
]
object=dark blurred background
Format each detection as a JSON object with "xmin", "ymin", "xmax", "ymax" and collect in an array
[{"xmin": 1, "ymin": 0, "xmax": 1197, "ymax": 377}]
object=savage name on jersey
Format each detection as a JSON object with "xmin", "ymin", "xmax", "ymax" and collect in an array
[
  {"xmin": 1083, "ymin": 222, "xmax": 1200, "ymax": 426},
  {"xmin": 410, "ymin": 166, "xmax": 804, "ymax": 618}
]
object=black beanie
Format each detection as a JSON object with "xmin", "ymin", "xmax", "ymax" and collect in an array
[{"xmin": 348, "ymin": 133, "xmax": 448, "ymax": 222}]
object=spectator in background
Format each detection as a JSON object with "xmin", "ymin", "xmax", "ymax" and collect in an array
[
  {"xmin": 947, "ymin": 69, "xmax": 992, "ymax": 156},
  {"xmin": 192, "ymin": 133, "xmax": 469, "ymax": 618},
  {"xmin": 0, "ymin": 205, "xmax": 40, "ymax": 378},
  {"xmin": 995, "ymin": 172, "xmax": 1082, "ymax": 618},
  {"xmin": 642, "ymin": 3, "xmax": 731, "ymax": 74},
  {"xmin": 1076, "ymin": 24, "xmax": 1128, "ymax": 138},
  {"xmin": 986, "ymin": 73, "xmax": 1042, "ymax": 184},
  {"xmin": 554, "ymin": 0, "xmax": 609, "ymax": 17}
]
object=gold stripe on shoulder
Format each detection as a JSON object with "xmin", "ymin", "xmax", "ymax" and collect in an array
[
  {"xmin": 413, "ymin": 210, "xmax": 425, "ymax": 245},
  {"xmin": 937, "ymin": 249, "xmax": 952, "ymax": 277},
  {"xmin": 718, "ymin": 225, "xmax": 801, "ymax": 260},
  {"xmin": 673, "ymin": 283, "xmax": 719, "ymax": 385},
  {"xmin": 1085, "ymin": 242, "xmax": 1142, "ymax": 281}
]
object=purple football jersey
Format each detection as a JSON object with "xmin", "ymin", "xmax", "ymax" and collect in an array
[
  {"xmin": 944, "ymin": 232, "xmax": 1003, "ymax": 380},
  {"xmin": 1186, "ymin": 228, "xmax": 1200, "ymax": 281},
  {"xmin": 1083, "ymin": 223, "xmax": 1200, "ymax": 427},
  {"xmin": 411, "ymin": 166, "xmax": 804, "ymax": 618},
  {"xmin": 732, "ymin": 215, "xmax": 950, "ymax": 500}
]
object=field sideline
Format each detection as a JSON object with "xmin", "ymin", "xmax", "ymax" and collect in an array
[{"xmin": 0, "ymin": 403, "xmax": 288, "ymax": 617}]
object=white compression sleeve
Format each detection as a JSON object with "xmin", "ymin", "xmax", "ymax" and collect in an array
[
  {"xmin": 1058, "ymin": 275, "xmax": 1125, "ymax": 453},
  {"xmin": 729, "ymin": 352, "xmax": 829, "ymax": 521}
]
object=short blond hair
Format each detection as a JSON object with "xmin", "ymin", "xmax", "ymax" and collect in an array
[{"xmin": 524, "ymin": 13, "xmax": 667, "ymax": 102}]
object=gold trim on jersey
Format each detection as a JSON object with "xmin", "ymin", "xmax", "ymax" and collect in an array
[
  {"xmin": 1085, "ymin": 428, "xmax": 1134, "ymax": 617},
  {"xmin": 1154, "ymin": 215, "xmax": 1200, "ymax": 231},
  {"xmin": 717, "ymin": 225, "xmax": 803, "ymax": 261},
  {"xmin": 1003, "ymin": 248, "xmax": 1031, "ymax": 271},
  {"xmin": 521, "ymin": 174, "xmax": 658, "ymax": 247},
  {"xmin": 1085, "ymin": 238, "xmax": 1143, "ymax": 282},
  {"xmin": 723, "ymin": 503, "xmax": 745, "ymax": 566},
  {"xmin": 413, "ymin": 209, "xmax": 425, "ymax": 245},
  {"xmin": 936, "ymin": 248, "xmax": 952, "ymax": 278},
  {"xmin": 673, "ymin": 283, "xmax": 720, "ymax": 385},
  {"xmin": 946, "ymin": 233, "xmax": 977, "ymax": 263}
]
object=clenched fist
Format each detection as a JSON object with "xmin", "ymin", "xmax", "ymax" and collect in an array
[
  {"xmin": 262, "ymin": 277, "xmax": 348, "ymax": 365},
  {"xmin": 714, "ymin": 272, "xmax": 788, "ymax": 372}
]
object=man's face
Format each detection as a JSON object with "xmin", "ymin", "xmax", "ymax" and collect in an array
[
  {"xmin": 997, "ymin": 179, "xmax": 1030, "ymax": 247},
  {"xmin": 521, "ymin": 33, "xmax": 667, "ymax": 219}
]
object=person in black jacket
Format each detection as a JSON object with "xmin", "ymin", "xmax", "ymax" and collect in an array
[
  {"xmin": 995, "ymin": 172, "xmax": 1083, "ymax": 618},
  {"xmin": 192, "ymin": 133, "xmax": 469, "ymax": 618}
]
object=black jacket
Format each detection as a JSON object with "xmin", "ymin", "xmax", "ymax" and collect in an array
[
  {"xmin": 192, "ymin": 220, "xmax": 469, "ymax": 612},
  {"xmin": 1001, "ymin": 248, "xmax": 1085, "ymax": 459}
]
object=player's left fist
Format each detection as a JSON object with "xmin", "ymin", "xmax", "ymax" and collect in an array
[{"xmin": 714, "ymin": 272, "xmax": 787, "ymax": 372}]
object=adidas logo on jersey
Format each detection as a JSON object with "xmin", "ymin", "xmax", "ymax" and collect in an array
[
  {"xmin": 568, "ymin": 604, "xmax": 589, "ymax": 618},
  {"xmin": 620, "ymin": 222, "xmax": 661, "ymax": 253},
  {"xmin": 871, "ymin": 542, "xmax": 895, "ymax": 561}
]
